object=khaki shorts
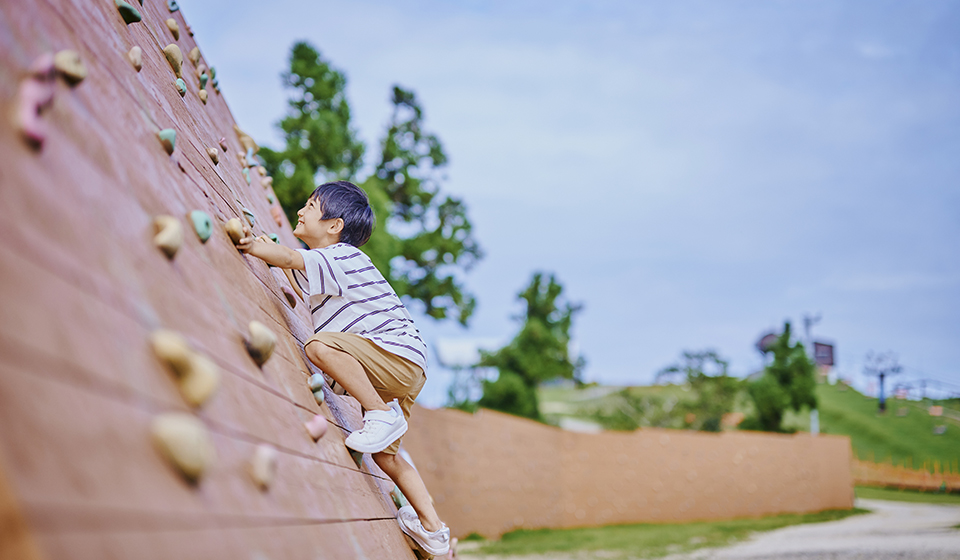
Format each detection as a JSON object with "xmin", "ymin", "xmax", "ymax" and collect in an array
[{"xmin": 305, "ymin": 332, "xmax": 425, "ymax": 455}]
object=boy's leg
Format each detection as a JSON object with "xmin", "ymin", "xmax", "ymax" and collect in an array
[
  {"xmin": 373, "ymin": 451, "xmax": 443, "ymax": 532},
  {"xmin": 304, "ymin": 340, "xmax": 391, "ymax": 413}
]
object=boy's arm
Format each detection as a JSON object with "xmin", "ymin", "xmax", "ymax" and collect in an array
[{"xmin": 236, "ymin": 225, "xmax": 305, "ymax": 270}]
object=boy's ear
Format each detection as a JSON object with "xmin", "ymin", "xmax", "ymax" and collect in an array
[{"xmin": 328, "ymin": 218, "xmax": 344, "ymax": 235}]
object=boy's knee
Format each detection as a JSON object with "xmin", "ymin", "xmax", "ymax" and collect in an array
[{"xmin": 305, "ymin": 340, "xmax": 332, "ymax": 366}]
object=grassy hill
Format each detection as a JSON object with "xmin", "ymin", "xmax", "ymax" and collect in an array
[{"xmin": 537, "ymin": 382, "xmax": 960, "ymax": 473}]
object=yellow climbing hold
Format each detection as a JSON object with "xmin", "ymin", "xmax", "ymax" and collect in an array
[
  {"xmin": 198, "ymin": 89, "xmax": 208, "ymax": 104},
  {"xmin": 245, "ymin": 320, "xmax": 276, "ymax": 366},
  {"xmin": 258, "ymin": 166, "xmax": 267, "ymax": 177},
  {"xmin": 150, "ymin": 329, "xmax": 220, "ymax": 407},
  {"xmin": 163, "ymin": 44, "xmax": 183, "ymax": 79},
  {"xmin": 165, "ymin": 18, "xmax": 180, "ymax": 40},
  {"xmin": 151, "ymin": 413, "xmax": 215, "ymax": 483},
  {"xmin": 250, "ymin": 444, "xmax": 278, "ymax": 490},
  {"xmin": 152, "ymin": 215, "xmax": 183, "ymax": 259},
  {"xmin": 188, "ymin": 46, "xmax": 200, "ymax": 65},
  {"xmin": 206, "ymin": 147, "xmax": 219, "ymax": 164},
  {"xmin": 224, "ymin": 217, "xmax": 243, "ymax": 245},
  {"xmin": 262, "ymin": 176, "xmax": 273, "ymax": 189},
  {"xmin": 127, "ymin": 46, "xmax": 143, "ymax": 71},
  {"xmin": 53, "ymin": 50, "xmax": 87, "ymax": 84}
]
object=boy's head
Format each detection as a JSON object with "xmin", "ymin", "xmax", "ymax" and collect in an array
[{"xmin": 296, "ymin": 181, "xmax": 374, "ymax": 247}]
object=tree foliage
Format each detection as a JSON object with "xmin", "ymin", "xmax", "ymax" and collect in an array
[
  {"xmin": 260, "ymin": 42, "xmax": 480, "ymax": 324},
  {"xmin": 743, "ymin": 322, "xmax": 818, "ymax": 432},
  {"xmin": 477, "ymin": 273, "xmax": 584, "ymax": 420},
  {"xmin": 659, "ymin": 350, "xmax": 743, "ymax": 432}
]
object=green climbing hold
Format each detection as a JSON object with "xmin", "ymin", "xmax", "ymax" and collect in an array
[
  {"xmin": 168, "ymin": 0, "xmax": 179, "ymax": 11},
  {"xmin": 157, "ymin": 129, "xmax": 176, "ymax": 155},
  {"xmin": 115, "ymin": 0, "xmax": 142, "ymax": 24},
  {"xmin": 242, "ymin": 168, "xmax": 251, "ymax": 184},
  {"xmin": 268, "ymin": 233, "xmax": 279, "ymax": 244},
  {"xmin": 208, "ymin": 67, "xmax": 216, "ymax": 80},
  {"xmin": 189, "ymin": 210, "xmax": 213, "ymax": 242},
  {"xmin": 267, "ymin": 193, "xmax": 275, "ymax": 204},
  {"xmin": 242, "ymin": 207, "xmax": 255, "ymax": 227},
  {"xmin": 175, "ymin": 78, "xmax": 186, "ymax": 97},
  {"xmin": 312, "ymin": 389, "xmax": 325, "ymax": 406},
  {"xmin": 391, "ymin": 485, "xmax": 410, "ymax": 509},
  {"xmin": 308, "ymin": 373, "xmax": 326, "ymax": 392},
  {"xmin": 199, "ymin": 72, "xmax": 209, "ymax": 89},
  {"xmin": 349, "ymin": 449, "xmax": 363, "ymax": 468}
]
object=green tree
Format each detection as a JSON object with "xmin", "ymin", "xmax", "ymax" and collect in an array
[
  {"xmin": 260, "ymin": 42, "xmax": 364, "ymax": 226},
  {"xmin": 743, "ymin": 322, "xmax": 818, "ymax": 432},
  {"xmin": 261, "ymin": 42, "xmax": 481, "ymax": 324},
  {"xmin": 477, "ymin": 273, "xmax": 584, "ymax": 420},
  {"xmin": 659, "ymin": 350, "xmax": 744, "ymax": 432}
]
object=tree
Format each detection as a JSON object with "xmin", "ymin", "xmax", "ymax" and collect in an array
[
  {"xmin": 477, "ymin": 273, "xmax": 584, "ymax": 420},
  {"xmin": 361, "ymin": 87, "xmax": 482, "ymax": 325},
  {"xmin": 658, "ymin": 350, "xmax": 743, "ymax": 432},
  {"xmin": 260, "ymin": 42, "xmax": 364, "ymax": 226},
  {"xmin": 261, "ymin": 42, "xmax": 481, "ymax": 324},
  {"xmin": 743, "ymin": 322, "xmax": 818, "ymax": 432}
]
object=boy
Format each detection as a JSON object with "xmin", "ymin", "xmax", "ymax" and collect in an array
[{"xmin": 237, "ymin": 180, "xmax": 450, "ymax": 556}]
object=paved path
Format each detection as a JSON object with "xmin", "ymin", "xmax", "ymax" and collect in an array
[
  {"xmin": 459, "ymin": 499, "xmax": 960, "ymax": 560},
  {"xmin": 667, "ymin": 499, "xmax": 960, "ymax": 560}
]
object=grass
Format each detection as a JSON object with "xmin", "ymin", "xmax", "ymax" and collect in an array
[
  {"xmin": 855, "ymin": 485, "xmax": 960, "ymax": 505},
  {"xmin": 465, "ymin": 508, "xmax": 867, "ymax": 559}
]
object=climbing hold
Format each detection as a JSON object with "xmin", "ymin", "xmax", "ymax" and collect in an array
[
  {"xmin": 245, "ymin": 147, "xmax": 258, "ymax": 167},
  {"xmin": 157, "ymin": 128, "xmax": 176, "ymax": 154},
  {"xmin": 53, "ymin": 50, "xmax": 87, "ymax": 84},
  {"xmin": 175, "ymin": 78, "xmax": 186, "ymax": 96},
  {"xmin": 305, "ymin": 414, "xmax": 328, "ymax": 440},
  {"xmin": 234, "ymin": 125, "xmax": 258, "ymax": 155},
  {"xmin": 391, "ymin": 485, "xmax": 410, "ymax": 509},
  {"xmin": 150, "ymin": 329, "xmax": 220, "ymax": 407},
  {"xmin": 245, "ymin": 320, "xmax": 276, "ymax": 366},
  {"xmin": 211, "ymin": 78, "xmax": 220, "ymax": 93},
  {"xmin": 195, "ymin": 63, "xmax": 207, "ymax": 80},
  {"xmin": 206, "ymin": 147, "xmax": 219, "ymax": 164},
  {"xmin": 219, "ymin": 137, "xmax": 228, "ymax": 151},
  {"xmin": 152, "ymin": 215, "xmax": 183, "ymax": 259},
  {"xmin": 242, "ymin": 168, "xmax": 251, "ymax": 184},
  {"xmin": 167, "ymin": 0, "xmax": 179, "ymax": 12},
  {"xmin": 349, "ymin": 449, "xmax": 363, "ymax": 468},
  {"xmin": 165, "ymin": 18, "xmax": 180, "ymax": 40},
  {"xmin": 115, "ymin": 0, "xmax": 142, "ymax": 24},
  {"xmin": 198, "ymin": 89, "xmax": 208, "ymax": 104},
  {"xmin": 271, "ymin": 205, "xmax": 284, "ymax": 227},
  {"xmin": 308, "ymin": 373, "xmax": 326, "ymax": 392},
  {"xmin": 249, "ymin": 444, "xmax": 277, "ymax": 490},
  {"xmin": 186, "ymin": 23, "xmax": 193, "ymax": 37},
  {"xmin": 209, "ymin": 66, "xmax": 217, "ymax": 80},
  {"xmin": 267, "ymin": 233, "xmax": 279, "ymax": 244},
  {"xmin": 188, "ymin": 46, "xmax": 200, "ymax": 65},
  {"xmin": 267, "ymin": 193, "xmax": 275, "ymax": 204},
  {"xmin": 15, "ymin": 54, "xmax": 56, "ymax": 148},
  {"xmin": 242, "ymin": 207, "xmax": 256, "ymax": 227},
  {"xmin": 163, "ymin": 44, "xmax": 183, "ymax": 79},
  {"xmin": 282, "ymin": 286, "xmax": 297, "ymax": 308},
  {"xmin": 312, "ymin": 389, "xmax": 325, "ymax": 406},
  {"xmin": 224, "ymin": 218, "xmax": 243, "ymax": 245},
  {"xmin": 189, "ymin": 210, "xmax": 213, "ymax": 242},
  {"xmin": 199, "ymin": 72, "xmax": 209, "ymax": 90},
  {"xmin": 127, "ymin": 46, "xmax": 143, "ymax": 71},
  {"xmin": 262, "ymin": 176, "xmax": 273, "ymax": 190},
  {"xmin": 151, "ymin": 413, "xmax": 215, "ymax": 483},
  {"xmin": 258, "ymin": 165, "xmax": 267, "ymax": 177}
]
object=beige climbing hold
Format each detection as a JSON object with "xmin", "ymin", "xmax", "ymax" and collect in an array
[
  {"xmin": 53, "ymin": 50, "xmax": 87, "ymax": 84},
  {"xmin": 165, "ymin": 18, "xmax": 180, "ymax": 40},
  {"xmin": 224, "ymin": 217, "xmax": 243, "ymax": 245},
  {"xmin": 152, "ymin": 215, "xmax": 183, "ymax": 259},
  {"xmin": 150, "ymin": 329, "xmax": 221, "ymax": 407},
  {"xmin": 198, "ymin": 89, "xmax": 208, "ymax": 104},
  {"xmin": 249, "ymin": 444, "xmax": 278, "ymax": 490},
  {"xmin": 163, "ymin": 44, "xmax": 183, "ymax": 79},
  {"xmin": 127, "ymin": 46, "xmax": 143, "ymax": 71},
  {"xmin": 188, "ymin": 46, "xmax": 200, "ymax": 65},
  {"xmin": 151, "ymin": 413, "xmax": 215, "ymax": 483},
  {"xmin": 258, "ymin": 166, "xmax": 267, "ymax": 177},
  {"xmin": 245, "ymin": 320, "xmax": 276, "ymax": 366},
  {"xmin": 262, "ymin": 176, "xmax": 273, "ymax": 189},
  {"xmin": 233, "ymin": 125, "xmax": 259, "ymax": 154},
  {"xmin": 207, "ymin": 147, "xmax": 219, "ymax": 164},
  {"xmin": 305, "ymin": 414, "xmax": 328, "ymax": 440},
  {"xmin": 195, "ymin": 63, "xmax": 207, "ymax": 79}
]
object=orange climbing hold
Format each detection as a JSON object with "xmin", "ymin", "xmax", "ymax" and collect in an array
[{"xmin": 245, "ymin": 320, "xmax": 276, "ymax": 366}]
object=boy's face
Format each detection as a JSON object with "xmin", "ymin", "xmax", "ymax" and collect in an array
[{"xmin": 293, "ymin": 197, "xmax": 342, "ymax": 248}]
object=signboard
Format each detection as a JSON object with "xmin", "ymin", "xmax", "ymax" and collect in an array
[{"xmin": 813, "ymin": 342, "xmax": 835, "ymax": 366}]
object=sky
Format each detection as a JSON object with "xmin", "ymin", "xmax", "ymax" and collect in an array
[{"xmin": 181, "ymin": 0, "xmax": 960, "ymax": 406}]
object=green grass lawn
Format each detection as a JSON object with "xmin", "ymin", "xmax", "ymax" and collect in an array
[
  {"xmin": 855, "ymin": 485, "xmax": 960, "ymax": 505},
  {"xmin": 464, "ymin": 509, "xmax": 867, "ymax": 559}
]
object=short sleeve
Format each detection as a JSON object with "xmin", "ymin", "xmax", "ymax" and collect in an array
[{"xmin": 295, "ymin": 248, "xmax": 346, "ymax": 297}]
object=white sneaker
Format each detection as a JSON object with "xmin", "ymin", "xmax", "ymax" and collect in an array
[
  {"xmin": 397, "ymin": 505, "xmax": 450, "ymax": 556},
  {"xmin": 344, "ymin": 399, "xmax": 407, "ymax": 453}
]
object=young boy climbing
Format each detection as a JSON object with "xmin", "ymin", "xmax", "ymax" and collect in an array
[{"xmin": 236, "ymin": 180, "xmax": 450, "ymax": 556}]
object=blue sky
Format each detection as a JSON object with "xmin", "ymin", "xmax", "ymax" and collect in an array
[{"xmin": 182, "ymin": 1, "xmax": 960, "ymax": 405}]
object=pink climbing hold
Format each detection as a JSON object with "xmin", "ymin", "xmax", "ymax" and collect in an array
[
  {"xmin": 305, "ymin": 414, "xmax": 328, "ymax": 441},
  {"xmin": 271, "ymin": 205, "xmax": 284, "ymax": 227},
  {"xmin": 16, "ymin": 54, "xmax": 56, "ymax": 148}
]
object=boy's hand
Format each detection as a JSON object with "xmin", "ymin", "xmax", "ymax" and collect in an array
[{"xmin": 236, "ymin": 224, "xmax": 256, "ymax": 253}]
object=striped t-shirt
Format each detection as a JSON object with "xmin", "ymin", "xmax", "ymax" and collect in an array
[{"xmin": 292, "ymin": 243, "xmax": 427, "ymax": 372}]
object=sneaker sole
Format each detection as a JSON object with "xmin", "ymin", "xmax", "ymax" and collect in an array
[
  {"xmin": 344, "ymin": 421, "xmax": 408, "ymax": 454},
  {"xmin": 398, "ymin": 516, "xmax": 450, "ymax": 556}
]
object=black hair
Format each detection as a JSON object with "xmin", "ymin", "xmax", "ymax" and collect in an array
[{"xmin": 309, "ymin": 181, "xmax": 375, "ymax": 247}]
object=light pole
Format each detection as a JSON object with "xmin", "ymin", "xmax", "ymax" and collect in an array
[{"xmin": 863, "ymin": 351, "xmax": 902, "ymax": 413}]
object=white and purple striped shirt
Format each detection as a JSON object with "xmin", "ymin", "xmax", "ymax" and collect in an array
[{"xmin": 293, "ymin": 243, "xmax": 427, "ymax": 372}]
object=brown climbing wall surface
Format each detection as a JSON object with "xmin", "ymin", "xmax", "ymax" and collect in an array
[
  {"xmin": 0, "ymin": 2, "xmax": 417, "ymax": 558},
  {"xmin": 403, "ymin": 406, "xmax": 855, "ymax": 539}
]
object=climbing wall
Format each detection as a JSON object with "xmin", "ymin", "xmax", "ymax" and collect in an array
[{"xmin": 0, "ymin": 1, "xmax": 422, "ymax": 558}]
